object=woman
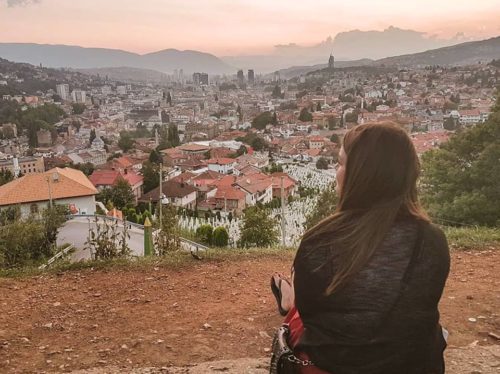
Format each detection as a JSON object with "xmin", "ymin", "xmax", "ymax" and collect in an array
[{"xmin": 271, "ymin": 122, "xmax": 450, "ymax": 374}]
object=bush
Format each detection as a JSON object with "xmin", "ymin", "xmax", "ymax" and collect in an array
[
  {"xmin": 212, "ymin": 227, "xmax": 229, "ymax": 247},
  {"xmin": 196, "ymin": 224, "xmax": 214, "ymax": 245},
  {"xmin": 0, "ymin": 206, "xmax": 67, "ymax": 268}
]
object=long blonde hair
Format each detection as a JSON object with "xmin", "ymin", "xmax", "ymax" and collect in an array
[{"xmin": 302, "ymin": 122, "xmax": 429, "ymax": 295}]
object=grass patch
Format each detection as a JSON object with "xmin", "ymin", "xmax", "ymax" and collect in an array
[
  {"xmin": 0, "ymin": 247, "xmax": 296, "ymax": 278},
  {"xmin": 442, "ymin": 226, "xmax": 500, "ymax": 250},
  {"xmin": 2, "ymin": 226, "xmax": 498, "ymax": 278}
]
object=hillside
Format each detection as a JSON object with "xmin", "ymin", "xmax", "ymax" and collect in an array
[
  {"xmin": 0, "ymin": 249, "xmax": 498, "ymax": 373},
  {"xmin": 0, "ymin": 43, "xmax": 234, "ymax": 75},
  {"xmin": 375, "ymin": 36, "xmax": 500, "ymax": 67},
  {"xmin": 73, "ymin": 67, "xmax": 169, "ymax": 83},
  {"xmin": 284, "ymin": 36, "xmax": 500, "ymax": 78},
  {"xmin": 0, "ymin": 57, "xmax": 102, "ymax": 95}
]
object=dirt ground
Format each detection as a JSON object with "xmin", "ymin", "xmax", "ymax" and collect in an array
[{"xmin": 0, "ymin": 249, "xmax": 499, "ymax": 373}]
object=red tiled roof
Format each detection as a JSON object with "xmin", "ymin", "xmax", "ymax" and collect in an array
[
  {"xmin": 89, "ymin": 170, "xmax": 120, "ymax": 186},
  {"xmin": 215, "ymin": 186, "xmax": 246, "ymax": 201},
  {"xmin": 0, "ymin": 167, "xmax": 97, "ymax": 206},
  {"xmin": 207, "ymin": 158, "xmax": 235, "ymax": 165},
  {"xmin": 178, "ymin": 143, "xmax": 210, "ymax": 152}
]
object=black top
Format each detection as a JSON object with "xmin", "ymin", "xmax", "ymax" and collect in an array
[{"xmin": 293, "ymin": 219, "xmax": 450, "ymax": 374}]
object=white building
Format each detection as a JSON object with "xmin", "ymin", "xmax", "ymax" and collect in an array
[
  {"xmin": 0, "ymin": 167, "xmax": 97, "ymax": 218},
  {"xmin": 56, "ymin": 84, "xmax": 70, "ymax": 101},
  {"xmin": 207, "ymin": 158, "xmax": 236, "ymax": 175},
  {"xmin": 71, "ymin": 90, "xmax": 87, "ymax": 104}
]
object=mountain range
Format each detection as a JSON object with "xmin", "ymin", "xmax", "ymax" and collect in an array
[
  {"xmin": 0, "ymin": 30, "xmax": 499, "ymax": 79},
  {"xmin": 0, "ymin": 44, "xmax": 233, "ymax": 75},
  {"xmin": 275, "ymin": 36, "xmax": 500, "ymax": 79}
]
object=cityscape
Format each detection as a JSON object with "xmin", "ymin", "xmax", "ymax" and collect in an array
[{"xmin": 0, "ymin": 0, "xmax": 499, "ymax": 373}]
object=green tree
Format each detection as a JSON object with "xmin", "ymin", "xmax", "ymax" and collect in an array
[
  {"xmin": 330, "ymin": 133, "xmax": 340, "ymax": 143},
  {"xmin": 272, "ymin": 111, "xmax": 278, "ymax": 125},
  {"xmin": 236, "ymin": 144, "xmax": 248, "ymax": 156},
  {"xmin": 111, "ymin": 179, "xmax": 135, "ymax": 209},
  {"xmin": 238, "ymin": 206, "xmax": 278, "ymax": 248},
  {"xmin": 316, "ymin": 157, "xmax": 329, "ymax": 170},
  {"xmin": 71, "ymin": 103, "xmax": 86, "ymax": 115},
  {"xmin": 298, "ymin": 107, "xmax": 313, "ymax": 122},
  {"xmin": 141, "ymin": 161, "xmax": 160, "ymax": 193},
  {"xmin": 237, "ymin": 104, "xmax": 243, "ymax": 121},
  {"xmin": 212, "ymin": 226, "xmax": 229, "ymax": 247},
  {"xmin": 149, "ymin": 149, "xmax": 163, "ymax": 164},
  {"xmin": 443, "ymin": 117, "xmax": 458, "ymax": 131},
  {"xmin": 98, "ymin": 179, "xmax": 135, "ymax": 209},
  {"xmin": 251, "ymin": 137, "xmax": 268, "ymax": 151},
  {"xmin": 420, "ymin": 96, "xmax": 500, "ymax": 226},
  {"xmin": 0, "ymin": 169, "xmax": 14, "ymax": 186},
  {"xmin": 89, "ymin": 129, "xmax": 96, "ymax": 145},
  {"xmin": 271, "ymin": 85, "xmax": 282, "ymax": 99},
  {"xmin": 252, "ymin": 111, "xmax": 274, "ymax": 130},
  {"xmin": 305, "ymin": 186, "xmax": 338, "ymax": 229},
  {"xmin": 118, "ymin": 131, "xmax": 135, "ymax": 152}
]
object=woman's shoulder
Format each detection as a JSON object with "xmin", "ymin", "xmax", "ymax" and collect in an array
[{"xmin": 421, "ymin": 221, "xmax": 449, "ymax": 250}]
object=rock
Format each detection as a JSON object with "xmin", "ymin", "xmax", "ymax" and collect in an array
[
  {"xmin": 203, "ymin": 323, "xmax": 212, "ymax": 330},
  {"xmin": 264, "ymin": 347, "xmax": 271, "ymax": 352},
  {"xmin": 53, "ymin": 302, "xmax": 61, "ymax": 307},
  {"xmin": 488, "ymin": 332, "xmax": 500, "ymax": 340},
  {"xmin": 468, "ymin": 318, "xmax": 477, "ymax": 323},
  {"xmin": 93, "ymin": 293, "xmax": 102, "ymax": 297},
  {"xmin": 43, "ymin": 323, "xmax": 53, "ymax": 329},
  {"xmin": 121, "ymin": 344, "xmax": 129, "ymax": 349},
  {"xmin": 259, "ymin": 331, "xmax": 271, "ymax": 339}
]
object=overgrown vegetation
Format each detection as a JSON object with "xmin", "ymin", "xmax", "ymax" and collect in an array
[
  {"xmin": 154, "ymin": 204, "xmax": 181, "ymax": 254},
  {"xmin": 0, "ymin": 206, "xmax": 67, "ymax": 269},
  {"xmin": 84, "ymin": 216, "xmax": 131, "ymax": 260},
  {"xmin": 421, "ymin": 95, "xmax": 500, "ymax": 226}
]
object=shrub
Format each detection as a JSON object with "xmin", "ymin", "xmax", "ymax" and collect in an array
[
  {"xmin": 196, "ymin": 224, "xmax": 214, "ymax": 245},
  {"xmin": 212, "ymin": 227, "xmax": 229, "ymax": 247}
]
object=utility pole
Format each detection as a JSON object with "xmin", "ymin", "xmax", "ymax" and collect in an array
[
  {"xmin": 280, "ymin": 176, "xmax": 286, "ymax": 247},
  {"xmin": 46, "ymin": 176, "xmax": 53, "ymax": 209},
  {"xmin": 159, "ymin": 165, "xmax": 163, "ymax": 228}
]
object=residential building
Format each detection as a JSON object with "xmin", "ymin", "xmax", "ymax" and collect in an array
[
  {"xmin": 56, "ymin": 84, "xmax": 70, "ymax": 101},
  {"xmin": 248, "ymin": 69, "xmax": 255, "ymax": 84},
  {"xmin": 207, "ymin": 158, "xmax": 236, "ymax": 174},
  {"xmin": 0, "ymin": 167, "xmax": 97, "ymax": 217},
  {"xmin": 89, "ymin": 169, "xmax": 144, "ymax": 203},
  {"xmin": 71, "ymin": 90, "xmax": 87, "ymax": 103},
  {"xmin": 140, "ymin": 180, "xmax": 197, "ymax": 209},
  {"xmin": 0, "ymin": 156, "xmax": 45, "ymax": 176},
  {"xmin": 235, "ymin": 173, "xmax": 273, "ymax": 205}
]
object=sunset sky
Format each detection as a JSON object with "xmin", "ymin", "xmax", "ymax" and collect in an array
[{"xmin": 1, "ymin": 0, "xmax": 499, "ymax": 55}]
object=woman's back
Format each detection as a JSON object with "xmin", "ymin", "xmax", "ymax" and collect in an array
[{"xmin": 293, "ymin": 219, "xmax": 450, "ymax": 374}]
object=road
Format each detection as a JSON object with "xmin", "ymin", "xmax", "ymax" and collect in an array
[
  {"xmin": 57, "ymin": 216, "xmax": 145, "ymax": 261},
  {"xmin": 57, "ymin": 216, "xmax": 208, "ymax": 262}
]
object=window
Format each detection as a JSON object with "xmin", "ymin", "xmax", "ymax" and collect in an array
[{"xmin": 30, "ymin": 204, "xmax": 39, "ymax": 214}]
